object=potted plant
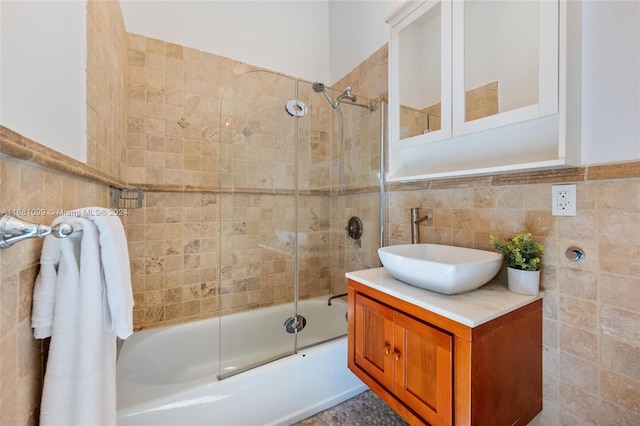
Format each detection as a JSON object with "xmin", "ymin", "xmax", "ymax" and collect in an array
[{"xmin": 490, "ymin": 233, "xmax": 544, "ymax": 295}]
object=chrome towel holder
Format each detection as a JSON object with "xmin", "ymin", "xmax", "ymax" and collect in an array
[{"xmin": 0, "ymin": 213, "xmax": 77, "ymax": 249}]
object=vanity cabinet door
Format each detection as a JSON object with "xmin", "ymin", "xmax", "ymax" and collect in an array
[
  {"xmin": 353, "ymin": 293, "xmax": 395, "ymax": 390},
  {"xmin": 393, "ymin": 312, "xmax": 452, "ymax": 426}
]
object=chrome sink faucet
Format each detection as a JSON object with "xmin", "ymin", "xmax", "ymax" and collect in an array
[{"xmin": 411, "ymin": 207, "xmax": 432, "ymax": 244}]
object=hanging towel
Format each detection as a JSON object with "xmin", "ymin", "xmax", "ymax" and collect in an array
[{"xmin": 32, "ymin": 209, "xmax": 134, "ymax": 426}]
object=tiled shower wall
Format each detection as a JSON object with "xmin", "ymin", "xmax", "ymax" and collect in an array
[
  {"xmin": 125, "ymin": 34, "xmax": 343, "ymax": 327},
  {"xmin": 329, "ymin": 45, "xmax": 388, "ymax": 295}
]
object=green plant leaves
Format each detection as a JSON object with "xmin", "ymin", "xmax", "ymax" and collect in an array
[{"xmin": 490, "ymin": 233, "xmax": 544, "ymax": 271}]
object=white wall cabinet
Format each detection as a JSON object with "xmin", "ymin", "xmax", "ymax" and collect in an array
[{"xmin": 387, "ymin": 0, "xmax": 581, "ymax": 182}]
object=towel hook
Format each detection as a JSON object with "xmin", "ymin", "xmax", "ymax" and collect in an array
[{"xmin": 0, "ymin": 213, "xmax": 76, "ymax": 249}]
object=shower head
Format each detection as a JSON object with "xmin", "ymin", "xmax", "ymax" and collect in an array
[{"xmin": 312, "ymin": 81, "xmax": 340, "ymax": 111}]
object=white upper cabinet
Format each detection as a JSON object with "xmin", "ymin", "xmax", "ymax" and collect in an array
[{"xmin": 387, "ymin": 0, "xmax": 581, "ymax": 182}]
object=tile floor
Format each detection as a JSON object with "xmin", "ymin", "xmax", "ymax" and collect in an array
[{"xmin": 295, "ymin": 390, "xmax": 408, "ymax": 425}]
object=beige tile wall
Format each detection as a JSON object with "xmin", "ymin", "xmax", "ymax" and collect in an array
[
  {"xmin": 127, "ymin": 192, "xmax": 220, "ymax": 327},
  {"xmin": 126, "ymin": 32, "xmax": 242, "ymax": 188},
  {"xmin": 86, "ymin": 0, "xmax": 128, "ymax": 179},
  {"xmin": 0, "ymin": 154, "xmax": 112, "ymax": 425}
]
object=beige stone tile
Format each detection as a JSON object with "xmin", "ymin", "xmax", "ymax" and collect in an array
[
  {"xmin": 183, "ymin": 46, "xmax": 200, "ymax": 63},
  {"xmin": 146, "ymin": 38, "xmax": 165, "ymax": 55},
  {"xmin": 597, "ymin": 400, "xmax": 640, "ymax": 426},
  {"xmin": 127, "ymin": 49, "xmax": 145, "ymax": 67},
  {"xmin": 600, "ymin": 305, "xmax": 640, "ymax": 346},
  {"xmin": 1, "ymin": 274, "xmax": 17, "ymax": 336},
  {"xmin": 600, "ymin": 274, "xmax": 640, "ymax": 312},
  {"xmin": 593, "ymin": 180, "xmax": 640, "ymax": 210},
  {"xmin": 559, "ymin": 351, "xmax": 599, "ymax": 390},
  {"xmin": 599, "ymin": 242, "xmax": 640, "ymax": 276},
  {"xmin": 559, "ymin": 325, "xmax": 598, "ymax": 362},
  {"xmin": 601, "ymin": 336, "xmax": 640, "ymax": 381},
  {"xmin": 559, "ymin": 381, "xmax": 600, "ymax": 425},
  {"xmin": 597, "ymin": 210, "xmax": 640, "ymax": 245},
  {"xmin": 146, "ymin": 53, "xmax": 166, "ymax": 73},
  {"xmin": 0, "ymin": 330, "xmax": 18, "ymax": 403},
  {"xmin": 17, "ymin": 265, "xmax": 37, "ymax": 322},
  {"xmin": 128, "ymin": 33, "xmax": 146, "ymax": 51},
  {"xmin": 559, "ymin": 296, "xmax": 598, "ymax": 330},
  {"xmin": 127, "ymin": 117, "xmax": 145, "ymax": 134},
  {"xmin": 600, "ymin": 370, "xmax": 640, "ymax": 413},
  {"xmin": 558, "ymin": 267, "xmax": 597, "ymax": 300},
  {"xmin": 524, "ymin": 210, "xmax": 556, "ymax": 237},
  {"xmin": 543, "ymin": 291, "xmax": 559, "ymax": 320},
  {"xmin": 144, "ymin": 135, "xmax": 163, "ymax": 152},
  {"xmin": 166, "ymin": 43, "xmax": 183, "ymax": 60},
  {"xmin": 556, "ymin": 210, "xmax": 598, "ymax": 240}
]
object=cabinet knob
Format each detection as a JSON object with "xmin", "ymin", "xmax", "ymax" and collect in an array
[
  {"xmin": 393, "ymin": 351, "xmax": 401, "ymax": 362},
  {"xmin": 383, "ymin": 344, "xmax": 391, "ymax": 355}
]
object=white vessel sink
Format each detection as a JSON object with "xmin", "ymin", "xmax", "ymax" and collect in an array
[{"xmin": 377, "ymin": 244, "xmax": 502, "ymax": 295}]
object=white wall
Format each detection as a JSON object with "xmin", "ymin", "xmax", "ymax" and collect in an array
[
  {"xmin": 581, "ymin": 0, "xmax": 640, "ymax": 164},
  {"xmin": 120, "ymin": 0, "xmax": 331, "ymax": 84},
  {"xmin": 0, "ymin": 1, "xmax": 87, "ymax": 162},
  {"xmin": 327, "ymin": 0, "xmax": 400, "ymax": 85}
]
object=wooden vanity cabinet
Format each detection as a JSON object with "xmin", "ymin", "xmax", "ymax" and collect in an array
[{"xmin": 347, "ymin": 279, "xmax": 542, "ymax": 426}]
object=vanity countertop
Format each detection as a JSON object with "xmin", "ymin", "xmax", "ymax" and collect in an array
[{"xmin": 346, "ymin": 267, "xmax": 544, "ymax": 328}]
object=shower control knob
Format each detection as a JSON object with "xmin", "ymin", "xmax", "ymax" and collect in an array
[{"xmin": 345, "ymin": 216, "xmax": 363, "ymax": 240}]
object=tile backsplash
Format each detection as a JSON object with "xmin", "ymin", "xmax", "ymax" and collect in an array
[{"xmin": 384, "ymin": 179, "xmax": 640, "ymax": 424}]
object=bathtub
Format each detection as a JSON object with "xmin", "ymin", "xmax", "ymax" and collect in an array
[{"xmin": 116, "ymin": 297, "xmax": 366, "ymax": 425}]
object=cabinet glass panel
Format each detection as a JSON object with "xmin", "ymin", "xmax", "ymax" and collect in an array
[
  {"xmin": 464, "ymin": 0, "xmax": 539, "ymax": 122},
  {"xmin": 399, "ymin": 3, "xmax": 441, "ymax": 140}
]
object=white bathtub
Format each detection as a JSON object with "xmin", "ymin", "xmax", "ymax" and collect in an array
[{"xmin": 116, "ymin": 297, "xmax": 366, "ymax": 425}]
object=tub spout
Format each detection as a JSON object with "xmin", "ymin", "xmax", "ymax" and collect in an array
[{"xmin": 328, "ymin": 293, "xmax": 348, "ymax": 306}]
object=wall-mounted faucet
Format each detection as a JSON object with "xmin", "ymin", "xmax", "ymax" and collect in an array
[{"xmin": 411, "ymin": 207, "xmax": 432, "ymax": 244}]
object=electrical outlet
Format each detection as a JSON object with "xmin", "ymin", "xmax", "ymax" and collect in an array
[{"xmin": 552, "ymin": 184, "xmax": 577, "ymax": 216}]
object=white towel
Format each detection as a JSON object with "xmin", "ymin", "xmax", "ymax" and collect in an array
[{"xmin": 32, "ymin": 209, "xmax": 134, "ymax": 426}]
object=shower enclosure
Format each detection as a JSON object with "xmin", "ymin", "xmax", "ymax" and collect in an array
[{"xmin": 218, "ymin": 70, "xmax": 382, "ymax": 378}]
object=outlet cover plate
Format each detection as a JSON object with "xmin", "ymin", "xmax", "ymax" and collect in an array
[{"xmin": 552, "ymin": 184, "xmax": 577, "ymax": 216}]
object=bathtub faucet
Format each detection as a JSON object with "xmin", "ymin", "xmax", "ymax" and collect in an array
[{"xmin": 327, "ymin": 293, "xmax": 348, "ymax": 306}]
